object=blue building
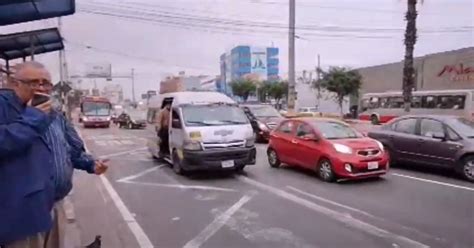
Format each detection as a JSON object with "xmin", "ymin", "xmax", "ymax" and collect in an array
[{"xmin": 219, "ymin": 45, "xmax": 279, "ymax": 94}]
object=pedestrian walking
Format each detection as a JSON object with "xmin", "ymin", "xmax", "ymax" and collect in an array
[{"xmin": 0, "ymin": 62, "xmax": 56, "ymax": 247}]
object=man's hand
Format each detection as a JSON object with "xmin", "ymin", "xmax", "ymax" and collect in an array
[
  {"xmin": 30, "ymin": 100, "xmax": 52, "ymax": 114},
  {"xmin": 94, "ymin": 159, "xmax": 109, "ymax": 175}
]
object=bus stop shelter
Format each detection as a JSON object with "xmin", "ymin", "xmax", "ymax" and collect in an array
[{"xmin": 0, "ymin": 28, "xmax": 64, "ymax": 74}]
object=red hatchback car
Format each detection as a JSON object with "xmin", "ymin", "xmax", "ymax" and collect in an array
[{"xmin": 267, "ymin": 118, "xmax": 389, "ymax": 182}]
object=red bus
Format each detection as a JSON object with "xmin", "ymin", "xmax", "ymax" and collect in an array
[{"xmin": 79, "ymin": 96, "xmax": 112, "ymax": 128}]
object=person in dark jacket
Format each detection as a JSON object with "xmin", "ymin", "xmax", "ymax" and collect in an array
[{"xmin": 0, "ymin": 62, "xmax": 55, "ymax": 247}]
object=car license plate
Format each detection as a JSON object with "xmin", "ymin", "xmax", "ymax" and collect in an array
[
  {"xmin": 221, "ymin": 160, "xmax": 235, "ymax": 168},
  {"xmin": 368, "ymin": 162, "xmax": 379, "ymax": 170}
]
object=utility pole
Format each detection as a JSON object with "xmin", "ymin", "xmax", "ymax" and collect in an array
[
  {"xmin": 287, "ymin": 0, "xmax": 296, "ymax": 113},
  {"xmin": 131, "ymin": 68, "xmax": 136, "ymax": 103}
]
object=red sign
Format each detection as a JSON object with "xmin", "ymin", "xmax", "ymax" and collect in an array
[{"xmin": 438, "ymin": 63, "xmax": 474, "ymax": 82}]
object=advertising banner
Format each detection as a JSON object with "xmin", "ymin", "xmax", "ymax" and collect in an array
[
  {"xmin": 251, "ymin": 47, "xmax": 268, "ymax": 81},
  {"xmin": 84, "ymin": 63, "xmax": 112, "ymax": 78}
]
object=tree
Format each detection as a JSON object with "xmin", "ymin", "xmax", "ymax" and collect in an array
[
  {"xmin": 315, "ymin": 67, "xmax": 362, "ymax": 116},
  {"xmin": 230, "ymin": 79, "xmax": 256, "ymax": 102},
  {"xmin": 402, "ymin": 0, "xmax": 421, "ymax": 112},
  {"xmin": 268, "ymin": 81, "xmax": 288, "ymax": 107}
]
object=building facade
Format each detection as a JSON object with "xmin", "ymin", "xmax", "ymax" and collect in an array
[
  {"xmin": 357, "ymin": 47, "xmax": 474, "ymax": 97},
  {"xmin": 102, "ymin": 84, "xmax": 123, "ymax": 104},
  {"xmin": 219, "ymin": 45, "xmax": 279, "ymax": 94}
]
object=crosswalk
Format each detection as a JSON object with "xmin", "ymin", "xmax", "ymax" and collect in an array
[{"xmin": 86, "ymin": 134, "xmax": 146, "ymax": 147}]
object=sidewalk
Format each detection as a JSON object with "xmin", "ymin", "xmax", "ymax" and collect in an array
[{"xmin": 64, "ymin": 171, "xmax": 140, "ymax": 248}]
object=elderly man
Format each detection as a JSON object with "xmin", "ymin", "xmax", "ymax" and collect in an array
[
  {"xmin": 0, "ymin": 62, "xmax": 55, "ymax": 247},
  {"xmin": 28, "ymin": 62, "xmax": 108, "ymax": 247}
]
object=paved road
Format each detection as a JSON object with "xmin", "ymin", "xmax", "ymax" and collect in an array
[{"xmin": 76, "ymin": 124, "xmax": 474, "ymax": 248}]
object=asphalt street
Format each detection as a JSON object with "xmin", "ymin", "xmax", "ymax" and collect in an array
[{"xmin": 76, "ymin": 124, "xmax": 474, "ymax": 248}]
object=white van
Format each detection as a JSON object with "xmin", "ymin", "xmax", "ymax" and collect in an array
[{"xmin": 147, "ymin": 91, "xmax": 256, "ymax": 174}]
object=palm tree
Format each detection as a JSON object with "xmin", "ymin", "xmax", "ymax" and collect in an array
[{"xmin": 402, "ymin": 0, "xmax": 420, "ymax": 112}]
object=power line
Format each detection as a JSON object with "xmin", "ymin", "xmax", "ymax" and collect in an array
[
  {"xmin": 64, "ymin": 40, "xmax": 217, "ymax": 72},
  {"xmin": 79, "ymin": 2, "xmax": 473, "ymax": 35}
]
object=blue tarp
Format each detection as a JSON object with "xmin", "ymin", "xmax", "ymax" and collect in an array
[{"xmin": 0, "ymin": 0, "xmax": 75, "ymax": 26}]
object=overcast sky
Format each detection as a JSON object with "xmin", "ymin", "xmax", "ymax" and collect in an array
[{"xmin": 1, "ymin": 0, "xmax": 472, "ymax": 99}]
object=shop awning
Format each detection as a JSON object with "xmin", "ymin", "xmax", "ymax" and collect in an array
[
  {"xmin": 0, "ymin": 0, "xmax": 75, "ymax": 26},
  {"xmin": 0, "ymin": 28, "xmax": 64, "ymax": 61}
]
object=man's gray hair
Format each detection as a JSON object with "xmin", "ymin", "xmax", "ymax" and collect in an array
[{"xmin": 7, "ymin": 61, "xmax": 46, "ymax": 85}]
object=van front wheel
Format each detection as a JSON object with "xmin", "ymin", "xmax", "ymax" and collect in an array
[{"xmin": 172, "ymin": 151, "xmax": 184, "ymax": 175}]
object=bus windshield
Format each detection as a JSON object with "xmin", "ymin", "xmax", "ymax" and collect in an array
[{"xmin": 82, "ymin": 102, "xmax": 111, "ymax": 116}]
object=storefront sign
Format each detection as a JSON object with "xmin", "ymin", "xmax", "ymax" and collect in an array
[{"xmin": 438, "ymin": 63, "xmax": 474, "ymax": 82}]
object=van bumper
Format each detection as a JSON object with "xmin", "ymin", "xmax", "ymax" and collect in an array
[{"xmin": 182, "ymin": 147, "xmax": 256, "ymax": 171}]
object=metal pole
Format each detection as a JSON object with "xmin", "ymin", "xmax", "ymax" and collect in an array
[
  {"xmin": 287, "ymin": 0, "xmax": 296, "ymax": 113},
  {"xmin": 131, "ymin": 68, "xmax": 136, "ymax": 103},
  {"xmin": 316, "ymin": 54, "xmax": 321, "ymax": 107}
]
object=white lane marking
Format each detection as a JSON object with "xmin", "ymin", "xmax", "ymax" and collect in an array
[
  {"xmin": 117, "ymin": 165, "xmax": 165, "ymax": 182},
  {"xmin": 287, "ymin": 186, "xmax": 442, "ymax": 242},
  {"xmin": 287, "ymin": 186, "xmax": 376, "ymax": 218},
  {"xmin": 119, "ymin": 180, "xmax": 237, "ymax": 193},
  {"xmin": 100, "ymin": 175, "xmax": 154, "ymax": 248},
  {"xmin": 97, "ymin": 147, "xmax": 147, "ymax": 159},
  {"xmin": 183, "ymin": 194, "xmax": 253, "ymax": 248},
  {"xmin": 238, "ymin": 176, "xmax": 429, "ymax": 248},
  {"xmin": 392, "ymin": 173, "xmax": 474, "ymax": 192},
  {"xmin": 78, "ymin": 128, "xmax": 154, "ymax": 248}
]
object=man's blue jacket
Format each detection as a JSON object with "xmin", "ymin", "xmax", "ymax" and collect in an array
[{"xmin": 0, "ymin": 89, "xmax": 55, "ymax": 245}]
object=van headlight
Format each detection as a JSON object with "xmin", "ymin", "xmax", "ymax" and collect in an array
[
  {"xmin": 183, "ymin": 140, "xmax": 202, "ymax": 151},
  {"xmin": 245, "ymin": 137, "xmax": 255, "ymax": 147},
  {"xmin": 333, "ymin": 144, "xmax": 352, "ymax": 154}
]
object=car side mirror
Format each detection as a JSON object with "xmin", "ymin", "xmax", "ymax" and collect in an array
[
  {"xmin": 302, "ymin": 134, "xmax": 319, "ymax": 142},
  {"xmin": 432, "ymin": 132, "xmax": 446, "ymax": 141}
]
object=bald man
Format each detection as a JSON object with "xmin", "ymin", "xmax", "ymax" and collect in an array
[{"xmin": 0, "ymin": 62, "xmax": 56, "ymax": 247}]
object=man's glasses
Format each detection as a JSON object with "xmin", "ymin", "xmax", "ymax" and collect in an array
[{"xmin": 12, "ymin": 77, "xmax": 53, "ymax": 89}]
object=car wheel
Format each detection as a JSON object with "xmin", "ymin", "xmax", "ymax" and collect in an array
[
  {"xmin": 267, "ymin": 148, "xmax": 281, "ymax": 168},
  {"xmin": 371, "ymin": 115, "xmax": 379, "ymax": 125},
  {"xmin": 385, "ymin": 146, "xmax": 397, "ymax": 166},
  {"xmin": 172, "ymin": 151, "xmax": 184, "ymax": 175},
  {"xmin": 459, "ymin": 156, "xmax": 474, "ymax": 182},
  {"xmin": 318, "ymin": 159, "xmax": 335, "ymax": 182}
]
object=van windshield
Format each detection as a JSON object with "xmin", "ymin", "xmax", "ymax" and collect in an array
[{"xmin": 182, "ymin": 104, "xmax": 249, "ymax": 126}]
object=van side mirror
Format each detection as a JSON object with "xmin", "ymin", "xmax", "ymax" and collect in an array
[{"xmin": 302, "ymin": 134, "xmax": 319, "ymax": 142}]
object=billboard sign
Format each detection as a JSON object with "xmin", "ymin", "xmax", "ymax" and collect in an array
[
  {"xmin": 251, "ymin": 47, "xmax": 267, "ymax": 81},
  {"xmin": 84, "ymin": 63, "xmax": 112, "ymax": 78}
]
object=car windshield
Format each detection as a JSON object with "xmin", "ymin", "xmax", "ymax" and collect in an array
[
  {"xmin": 247, "ymin": 105, "xmax": 281, "ymax": 117},
  {"xmin": 82, "ymin": 102, "xmax": 111, "ymax": 116},
  {"xmin": 182, "ymin": 104, "xmax": 249, "ymax": 126},
  {"xmin": 447, "ymin": 118, "xmax": 474, "ymax": 138},
  {"xmin": 312, "ymin": 121, "xmax": 361, "ymax": 139}
]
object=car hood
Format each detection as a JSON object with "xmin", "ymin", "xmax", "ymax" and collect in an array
[{"xmin": 329, "ymin": 137, "xmax": 379, "ymax": 150}]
